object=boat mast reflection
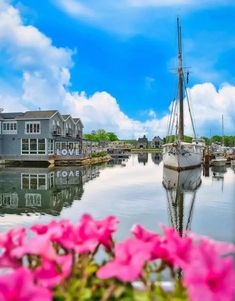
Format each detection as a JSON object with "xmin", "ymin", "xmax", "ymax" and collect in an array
[{"xmin": 162, "ymin": 167, "xmax": 202, "ymax": 236}]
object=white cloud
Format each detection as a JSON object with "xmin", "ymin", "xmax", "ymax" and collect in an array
[
  {"xmin": 0, "ymin": 0, "xmax": 72, "ymax": 109},
  {"xmin": 64, "ymin": 91, "xmax": 164, "ymax": 138},
  {"xmin": 64, "ymin": 83, "xmax": 235, "ymax": 138},
  {"xmin": 54, "ymin": 0, "xmax": 94, "ymax": 17},
  {"xmin": 185, "ymin": 83, "xmax": 235, "ymax": 136}
]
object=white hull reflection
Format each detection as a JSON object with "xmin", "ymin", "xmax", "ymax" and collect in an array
[
  {"xmin": 162, "ymin": 167, "xmax": 202, "ymax": 233},
  {"xmin": 162, "ymin": 167, "xmax": 202, "ymax": 191}
]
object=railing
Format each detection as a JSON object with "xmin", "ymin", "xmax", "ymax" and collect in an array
[{"xmin": 52, "ymin": 126, "xmax": 62, "ymax": 136}]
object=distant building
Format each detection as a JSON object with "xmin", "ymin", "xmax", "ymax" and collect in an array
[
  {"xmin": 137, "ymin": 135, "xmax": 148, "ymax": 149},
  {"xmin": 0, "ymin": 110, "xmax": 83, "ymax": 163},
  {"xmin": 151, "ymin": 136, "xmax": 163, "ymax": 148}
]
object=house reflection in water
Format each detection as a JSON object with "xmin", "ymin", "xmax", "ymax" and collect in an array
[
  {"xmin": 0, "ymin": 166, "xmax": 100, "ymax": 216},
  {"xmin": 151, "ymin": 153, "xmax": 162, "ymax": 165},
  {"xmin": 138, "ymin": 153, "xmax": 148, "ymax": 165}
]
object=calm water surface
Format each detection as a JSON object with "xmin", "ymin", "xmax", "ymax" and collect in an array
[{"xmin": 0, "ymin": 154, "xmax": 234, "ymax": 243}]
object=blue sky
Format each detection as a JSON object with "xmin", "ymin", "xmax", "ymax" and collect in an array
[{"xmin": 0, "ymin": 0, "xmax": 235, "ymax": 138}]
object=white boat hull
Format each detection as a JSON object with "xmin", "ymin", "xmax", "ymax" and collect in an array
[{"xmin": 163, "ymin": 143, "xmax": 202, "ymax": 171}]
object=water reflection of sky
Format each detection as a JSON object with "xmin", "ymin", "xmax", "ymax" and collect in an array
[{"xmin": 0, "ymin": 154, "xmax": 234, "ymax": 244}]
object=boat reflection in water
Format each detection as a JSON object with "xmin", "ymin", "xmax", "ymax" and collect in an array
[
  {"xmin": 211, "ymin": 165, "xmax": 227, "ymax": 192},
  {"xmin": 162, "ymin": 167, "xmax": 201, "ymax": 236},
  {"xmin": 0, "ymin": 166, "xmax": 100, "ymax": 216}
]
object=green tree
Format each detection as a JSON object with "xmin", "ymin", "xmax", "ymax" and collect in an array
[{"xmin": 83, "ymin": 129, "xmax": 119, "ymax": 142}]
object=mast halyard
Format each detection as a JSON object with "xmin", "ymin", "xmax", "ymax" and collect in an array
[{"xmin": 177, "ymin": 17, "xmax": 184, "ymax": 141}]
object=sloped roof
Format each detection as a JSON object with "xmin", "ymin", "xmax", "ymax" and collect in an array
[
  {"xmin": 62, "ymin": 114, "xmax": 70, "ymax": 121},
  {"xmin": 18, "ymin": 110, "xmax": 58, "ymax": 119},
  {"xmin": 73, "ymin": 118, "xmax": 84, "ymax": 127},
  {"xmin": 0, "ymin": 112, "xmax": 24, "ymax": 120}
]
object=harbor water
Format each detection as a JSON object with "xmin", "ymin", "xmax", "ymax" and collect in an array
[{"xmin": 0, "ymin": 153, "xmax": 234, "ymax": 244}]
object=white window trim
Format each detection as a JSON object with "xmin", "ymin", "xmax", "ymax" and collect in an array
[
  {"xmin": 21, "ymin": 138, "xmax": 46, "ymax": 155},
  {"xmin": 25, "ymin": 121, "xmax": 41, "ymax": 134},
  {"xmin": 2, "ymin": 121, "xmax": 17, "ymax": 135},
  {"xmin": 21, "ymin": 173, "xmax": 48, "ymax": 190}
]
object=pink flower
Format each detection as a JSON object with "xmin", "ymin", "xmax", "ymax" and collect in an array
[
  {"xmin": 0, "ymin": 228, "xmax": 26, "ymax": 269},
  {"xmin": 160, "ymin": 226, "xmax": 193, "ymax": 268},
  {"xmin": 184, "ymin": 241, "xmax": 235, "ymax": 301},
  {"xmin": 31, "ymin": 220, "xmax": 76, "ymax": 251},
  {"xmin": 72, "ymin": 214, "xmax": 119, "ymax": 254},
  {"xmin": 131, "ymin": 224, "xmax": 162, "ymax": 260},
  {"xmin": 132, "ymin": 224, "xmax": 192, "ymax": 267},
  {"xmin": 31, "ymin": 215, "xmax": 119, "ymax": 254},
  {"xmin": 12, "ymin": 234, "xmax": 58, "ymax": 261},
  {"xmin": 188, "ymin": 232, "xmax": 235, "ymax": 255},
  {"xmin": 35, "ymin": 254, "xmax": 73, "ymax": 288},
  {"xmin": 97, "ymin": 238, "xmax": 151, "ymax": 281},
  {"xmin": 0, "ymin": 268, "xmax": 52, "ymax": 301}
]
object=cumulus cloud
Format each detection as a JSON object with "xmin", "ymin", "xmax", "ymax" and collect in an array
[
  {"xmin": 63, "ymin": 83, "xmax": 235, "ymax": 138},
  {"xmin": 0, "ymin": 0, "xmax": 234, "ymax": 139},
  {"xmin": 64, "ymin": 91, "xmax": 165, "ymax": 138},
  {"xmin": 0, "ymin": 0, "xmax": 72, "ymax": 109}
]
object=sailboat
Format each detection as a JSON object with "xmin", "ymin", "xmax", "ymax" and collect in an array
[{"xmin": 162, "ymin": 18, "xmax": 202, "ymax": 171}]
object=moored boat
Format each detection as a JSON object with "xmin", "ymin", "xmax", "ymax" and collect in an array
[{"xmin": 163, "ymin": 18, "xmax": 202, "ymax": 171}]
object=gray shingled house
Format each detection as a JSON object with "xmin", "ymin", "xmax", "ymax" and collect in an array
[
  {"xmin": 136, "ymin": 135, "xmax": 148, "ymax": 149},
  {"xmin": 151, "ymin": 136, "xmax": 163, "ymax": 148},
  {"xmin": 0, "ymin": 110, "xmax": 83, "ymax": 163}
]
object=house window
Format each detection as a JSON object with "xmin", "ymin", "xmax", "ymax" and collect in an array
[
  {"xmin": 2, "ymin": 122, "xmax": 17, "ymax": 134},
  {"xmin": 21, "ymin": 138, "xmax": 46, "ymax": 155},
  {"xmin": 21, "ymin": 174, "xmax": 47, "ymax": 190},
  {"xmin": 48, "ymin": 139, "xmax": 54, "ymax": 155},
  {"xmin": 25, "ymin": 193, "xmax": 42, "ymax": 207},
  {"xmin": 25, "ymin": 122, "xmax": 40, "ymax": 134}
]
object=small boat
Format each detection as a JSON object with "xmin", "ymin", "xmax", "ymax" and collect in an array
[
  {"xmin": 210, "ymin": 115, "xmax": 227, "ymax": 167},
  {"xmin": 162, "ymin": 18, "xmax": 202, "ymax": 171}
]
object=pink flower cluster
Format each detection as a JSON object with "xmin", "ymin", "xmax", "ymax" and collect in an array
[
  {"xmin": 0, "ymin": 215, "xmax": 118, "ymax": 300},
  {"xmin": 0, "ymin": 214, "xmax": 234, "ymax": 301},
  {"xmin": 98, "ymin": 224, "xmax": 235, "ymax": 301}
]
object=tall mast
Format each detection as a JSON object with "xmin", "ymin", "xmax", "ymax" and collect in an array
[
  {"xmin": 222, "ymin": 114, "xmax": 224, "ymax": 147},
  {"xmin": 177, "ymin": 17, "xmax": 184, "ymax": 141}
]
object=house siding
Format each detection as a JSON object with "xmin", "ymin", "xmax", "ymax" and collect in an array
[{"xmin": 0, "ymin": 111, "xmax": 83, "ymax": 161}]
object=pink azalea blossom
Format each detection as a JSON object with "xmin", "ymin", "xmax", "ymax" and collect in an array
[
  {"xmin": 97, "ymin": 238, "xmax": 151, "ymax": 281},
  {"xmin": 0, "ymin": 228, "xmax": 26, "ymax": 269},
  {"xmin": 0, "ymin": 267, "xmax": 52, "ymax": 301},
  {"xmin": 184, "ymin": 241, "xmax": 235, "ymax": 301},
  {"xmin": 35, "ymin": 254, "xmax": 72, "ymax": 288}
]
